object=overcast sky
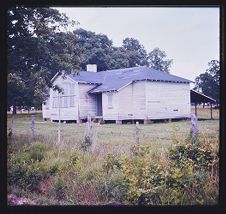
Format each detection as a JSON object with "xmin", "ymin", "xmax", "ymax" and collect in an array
[{"xmin": 54, "ymin": 7, "xmax": 219, "ymax": 83}]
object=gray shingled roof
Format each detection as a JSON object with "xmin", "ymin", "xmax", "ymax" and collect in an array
[{"xmin": 67, "ymin": 66, "xmax": 192, "ymax": 93}]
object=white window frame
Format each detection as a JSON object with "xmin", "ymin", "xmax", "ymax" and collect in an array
[
  {"xmin": 52, "ymin": 83, "xmax": 76, "ymax": 108},
  {"xmin": 107, "ymin": 93, "xmax": 113, "ymax": 109}
]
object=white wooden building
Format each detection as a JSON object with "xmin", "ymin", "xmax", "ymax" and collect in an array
[{"xmin": 42, "ymin": 65, "xmax": 192, "ymax": 123}]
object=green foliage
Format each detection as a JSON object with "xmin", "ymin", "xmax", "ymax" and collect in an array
[
  {"xmin": 73, "ymin": 28, "xmax": 113, "ymax": 71},
  {"xmin": 100, "ymin": 140, "xmax": 218, "ymax": 205},
  {"xmin": 8, "ymin": 156, "xmax": 48, "ymax": 191},
  {"xmin": 80, "ymin": 136, "xmax": 92, "ymax": 151},
  {"xmin": 108, "ymin": 47, "xmax": 130, "ymax": 69},
  {"xmin": 168, "ymin": 142, "xmax": 215, "ymax": 170},
  {"xmin": 103, "ymin": 154, "xmax": 122, "ymax": 173},
  {"xmin": 7, "ymin": 118, "xmax": 219, "ymax": 205},
  {"xmin": 148, "ymin": 47, "xmax": 173, "ymax": 73},
  {"xmin": 25, "ymin": 142, "xmax": 49, "ymax": 162},
  {"xmin": 52, "ymin": 176, "xmax": 67, "ymax": 200},
  {"xmin": 130, "ymin": 144, "xmax": 152, "ymax": 157},
  {"xmin": 7, "ymin": 7, "xmax": 80, "ymax": 109},
  {"xmin": 194, "ymin": 60, "xmax": 220, "ymax": 104},
  {"xmin": 8, "ymin": 142, "xmax": 49, "ymax": 191},
  {"xmin": 99, "ymin": 171, "xmax": 128, "ymax": 202},
  {"xmin": 122, "ymin": 37, "xmax": 149, "ymax": 67}
]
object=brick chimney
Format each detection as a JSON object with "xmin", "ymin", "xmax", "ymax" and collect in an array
[{"xmin": 86, "ymin": 64, "xmax": 97, "ymax": 72}]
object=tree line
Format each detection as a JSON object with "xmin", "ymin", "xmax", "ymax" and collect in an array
[{"xmin": 7, "ymin": 6, "xmax": 220, "ymax": 111}]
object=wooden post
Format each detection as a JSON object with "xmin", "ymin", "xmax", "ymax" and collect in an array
[
  {"xmin": 11, "ymin": 112, "xmax": 15, "ymax": 135},
  {"xmin": 191, "ymin": 113, "xmax": 198, "ymax": 144},
  {"xmin": 136, "ymin": 121, "xmax": 140, "ymax": 145},
  {"xmin": 87, "ymin": 115, "xmax": 93, "ymax": 144},
  {"xmin": 57, "ymin": 93, "xmax": 61, "ymax": 145},
  {"xmin": 8, "ymin": 112, "xmax": 15, "ymax": 137},
  {"xmin": 31, "ymin": 114, "xmax": 35, "ymax": 140},
  {"xmin": 195, "ymin": 103, "xmax": 197, "ymax": 117},
  {"xmin": 210, "ymin": 103, "xmax": 213, "ymax": 119}
]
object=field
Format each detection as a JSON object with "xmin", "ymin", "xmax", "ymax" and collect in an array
[{"xmin": 7, "ymin": 107, "xmax": 219, "ymax": 205}]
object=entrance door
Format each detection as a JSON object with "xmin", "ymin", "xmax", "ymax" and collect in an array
[{"xmin": 96, "ymin": 94, "xmax": 103, "ymax": 116}]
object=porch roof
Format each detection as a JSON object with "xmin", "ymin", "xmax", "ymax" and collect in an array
[{"xmin": 190, "ymin": 89, "xmax": 216, "ymax": 103}]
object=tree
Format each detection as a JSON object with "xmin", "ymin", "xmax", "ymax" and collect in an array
[
  {"xmin": 148, "ymin": 48, "xmax": 173, "ymax": 73},
  {"xmin": 108, "ymin": 47, "xmax": 130, "ymax": 69},
  {"xmin": 7, "ymin": 7, "xmax": 80, "ymax": 111},
  {"xmin": 73, "ymin": 28, "xmax": 113, "ymax": 71},
  {"xmin": 122, "ymin": 38, "xmax": 148, "ymax": 67},
  {"xmin": 194, "ymin": 60, "xmax": 220, "ymax": 104}
]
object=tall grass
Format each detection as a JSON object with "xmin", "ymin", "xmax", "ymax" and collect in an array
[{"xmin": 7, "ymin": 109, "xmax": 219, "ymax": 205}]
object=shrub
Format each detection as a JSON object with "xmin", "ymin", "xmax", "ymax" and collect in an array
[
  {"xmin": 119, "ymin": 155, "xmax": 165, "ymax": 205},
  {"xmin": 80, "ymin": 136, "xmax": 92, "ymax": 151},
  {"xmin": 168, "ymin": 142, "xmax": 216, "ymax": 171},
  {"xmin": 130, "ymin": 144, "xmax": 152, "ymax": 157},
  {"xmin": 52, "ymin": 176, "xmax": 67, "ymax": 200},
  {"xmin": 99, "ymin": 172, "xmax": 128, "ymax": 202},
  {"xmin": 8, "ymin": 142, "xmax": 50, "ymax": 191},
  {"xmin": 100, "ymin": 139, "xmax": 219, "ymax": 205},
  {"xmin": 103, "ymin": 154, "xmax": 121, "ymax": 174},
  {"xmin": 26, "ymin": 142, "xmax": 49, "ymax": 162},
  {"xmin": 8, "ymin": 158, "xmax": 48, "ymax": 191}
]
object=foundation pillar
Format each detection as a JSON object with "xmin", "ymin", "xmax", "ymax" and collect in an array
[
  {"xmin": 116, "ymin": 120, "xmax": 122, "ymax": 124},
  {"xmin": 144, "ymin": 119, "xmax": 149, "ymax": 124}
]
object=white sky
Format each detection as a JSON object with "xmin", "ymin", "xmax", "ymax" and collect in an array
[{"xmin": 54, "ymin": 7, "xmax": 219, "ymax": 84}]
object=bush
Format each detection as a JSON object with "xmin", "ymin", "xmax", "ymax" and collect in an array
[
  {"xmin": 99, "ymin": 172, "xmax": 128, "ymax": 202},
  {"xmin": 100, "ymin": 140, "xmax": 219, "ymax": 205},
  {"xmin": 81, "ymin": 136, "xmax": 92, "ymax": 151},
  {"xmin": 103, "ymin": 154, "xmax": 121, "ymax": 173},
  {"xmin": 8, "ymin": 158, "xmax": 48, "ymax": 191},
  {"xmin": 8, "ymin": 129, "xmax": 219, "ymax": 205},
  {"xmin": 8, "ymin": 142, "xmax": 50, "ymax": 191},
  {"xmin": 26, "ymin": 142, "xmax": 49, "ymax": 162},
  {"xmin": 168, "ymin": 142, "xmax": 216, "ymax": 171},
  {"xmin": 52, "ymin": 176, "xmax": 67, "ymax": 200}
]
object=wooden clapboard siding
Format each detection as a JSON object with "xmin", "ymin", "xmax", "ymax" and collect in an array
[
  {"xmin": 43, "ymin": 72, "xmax": 191, "ymax": 122},
  {"xmin": 117, "ymin": 81, "xmax": 146, "ymax": 120},
  {"xmin": 146, "ymin": 81, "xmax": 191, "ymax": 119},
  {"xmin": 102, "ymin": 92, "xmax": 119, "ymax": 120},
  {"xmin": 104, "ymin": 80, "xmax": 190, "ymax": 121},
  {"xmin": 78, "ymin": 83, "xmax": 97, "ymax": 119},
  {"xmin": 48, "ymin": 75, "xmax": 79, "ymax": 121},
  {"xmin": 132, "ymin": 81, "xmax": 146, "ymax": 119},
  {"xmin": 117, "ymin": 84, "xmax": 133, "ymax": 119}
]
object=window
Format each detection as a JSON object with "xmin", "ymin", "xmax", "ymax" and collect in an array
[
  {"xmin": 52, "ymin": 97, "xmax": 58, "ymax": 108},
  {"xmin": 52, "ymin": 83, "xmax": 76, "ymax": 108},
  {"xmin": 69, "ymin": 83, "xmax": 74, "ymax": 95},
  {"xmin": 108, "ymin": 94, "xmax": 113, "ymax": 108},
  {"xmin": 70, "ymin": 96, "xmax": 75, "ymax": 107},
  {"xmin": 63, "ymin": 96, "xmax": 68, "ymax": 108}
]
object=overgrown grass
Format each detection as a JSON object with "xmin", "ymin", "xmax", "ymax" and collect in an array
[{"xmin": 7, "ymin": 108, "xmax": 219, "ymax": 205}]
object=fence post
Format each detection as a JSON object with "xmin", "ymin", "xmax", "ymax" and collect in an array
[
  {"xmin": 31, "ymin": 114, "xmax": 35, "ymax": 140},
  {"xmin": 8, "ymin": 113, "xmax": 14, "ymax": 138},
  {"xmin": 191, "ymin": 113, "xmax": 198, "ymax": 143},
  {"xmin": 87, "ymin": 115, "xmax": 93, "ymax": 144},
  {"xmin": 136, "ymin": 121, "xmax": 140, "ymax": 145},
  {"xmin": 210, "ymin": 103, "xmax": 213, "ymax": 119},
  {"xmin": 11, "ymin": 113, "xmax": 15, "ymax": 135},
  {"xmin": 57, "ymin": 93, "xmax": 61, "ymax": 145}
]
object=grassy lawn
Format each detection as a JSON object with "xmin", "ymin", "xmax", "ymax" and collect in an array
[
  {"xmin": 7, "ymin": 108, "xmax": 219, "ymax": 152},
  {"xmin": 7, "ymin": 108, "xmax": 219, "ymax": 205}
]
